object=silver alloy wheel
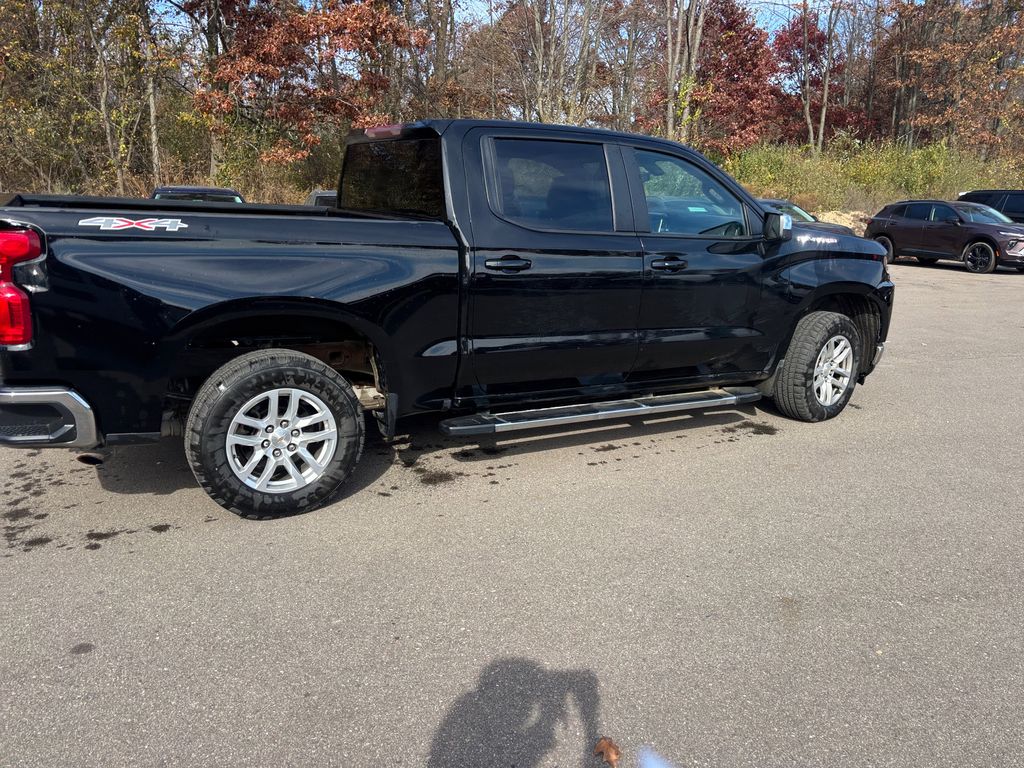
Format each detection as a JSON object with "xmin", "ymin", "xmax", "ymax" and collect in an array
[
  {"xmin": 813, "ymin": 335, "xmax": 854, "ymax": 407},
  {"xmin": 226, "ymin": 388, "xmax": 338, "ymax": 493},
  {"xmin": 964, "ymin": 242, "xmax": 995, "ymax": 272}
]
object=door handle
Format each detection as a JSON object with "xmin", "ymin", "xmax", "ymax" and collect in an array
[
  {"xmin": 650, "ymin": 256, "xmax": 688, "ymax": 272},
  {"xmin": 484, "ymin": 256, "xmax": 532, "ymax": 272}
]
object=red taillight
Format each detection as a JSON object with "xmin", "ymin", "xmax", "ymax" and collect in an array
[
  {"xmin": 0, "ymin": 283, "xmax": 32, "ymax": 345},
  {"xmin": 0, "ymin": 228, "xmax": 42, "ymax": 346}
]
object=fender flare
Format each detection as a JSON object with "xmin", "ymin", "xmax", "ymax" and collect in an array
[{"xmin": 157, "ymin": 296, "xmax": 403, "ymax": 399}]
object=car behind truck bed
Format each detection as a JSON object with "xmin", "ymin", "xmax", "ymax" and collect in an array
[{"xmin": 0, "ymin": 119, "xmax": 894, "ymax": 516}]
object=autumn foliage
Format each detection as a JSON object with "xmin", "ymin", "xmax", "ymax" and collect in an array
[
  {"xmin": 190, "ymin": 0, "xmax": 425, "ymax": 162},
  {"xmin": 2, "ymin": 0, "xmax": 1024, "ymax": 201}
]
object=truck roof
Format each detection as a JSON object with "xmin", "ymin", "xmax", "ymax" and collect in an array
[{"xmin": 348, "ymin": 119, "xmax": 700, "ymax": 154}]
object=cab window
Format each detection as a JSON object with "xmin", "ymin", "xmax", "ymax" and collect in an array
[
  {"xmin": 632, "ymin": 150, "xmax": 746, "ymax": 237},
  {"xmin": 489, "ymin": 139, "xmax": 613, "ymax": 232}
]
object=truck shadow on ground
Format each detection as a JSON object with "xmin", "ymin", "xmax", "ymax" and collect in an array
[
  {"xmin": 91, "ymin": 404, "xmax": 763, "ymax": 503},
  {"xmin": 428, "ymin": 657, "xmax": 602, "ymax": 768}
]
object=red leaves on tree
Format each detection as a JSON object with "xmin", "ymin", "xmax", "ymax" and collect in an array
[
  {"xmin": 195, "ymin": 0, "xmax": 424, "ymax": 162},
  {"xmin": 691, "ymin": 0, "xmax": 780, "ymax": 155}
]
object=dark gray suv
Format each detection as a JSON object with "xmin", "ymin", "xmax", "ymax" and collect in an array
[{"xmin": 865, "ymin": 200, "xmax": 1024, "ymax": 273}]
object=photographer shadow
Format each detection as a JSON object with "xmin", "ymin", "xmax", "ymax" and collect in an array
[{"xmin": 428, "ymin": 657, "xmax": 602, "ymax": 768}]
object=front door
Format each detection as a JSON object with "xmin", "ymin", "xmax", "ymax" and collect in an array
[
  {"xmin": 461, "ymin": 129, "xmax": 643, "ymax": 403},
  {"xmin": 621, "ymin": 146, "xmax": 771, "ymax": 384},
  {"xmin": 922, "ymin": 202, "xmax": 965, "ymax": 257}
]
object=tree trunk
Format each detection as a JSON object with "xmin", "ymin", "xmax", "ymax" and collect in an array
[
  {"xmin": 140, "ymin": 1, "xmax": 161, "ymax": 186},
  {"xmin": 816, "ymin": 3, "xmax": 841, "ymax": 153},
  {"xmin": 801, "ymin": 1, "xmax": 816, "ymax": 149},
  {"xmin": 677, "ymin": 0, "xmax": 706, "ymax": 143},
  {"xmin": 89, "ymin": 25, "xmax": 125, "ymax": 195},
  {"xmin": 207, "ymin": 0, "xmax": 223, "ymax": 178}
]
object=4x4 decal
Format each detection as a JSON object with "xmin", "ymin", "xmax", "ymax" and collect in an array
[{"xmin": 78, "ymin": 216, "xmax": 188, "ymax": 232}]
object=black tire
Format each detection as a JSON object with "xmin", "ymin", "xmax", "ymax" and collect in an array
[
  {"xmin": 963, "ymin": 241, "xmax": 997, "ymax": 274},
  {"xmin": 1017, "ymin": 266, "xmax": 1024, "ymax": 273},
  {"xmin": 875, "ymin": 235, "xmax": 895, "ymax": 264},
  {"xmin": 772, "ymin": 311, "xmax": 861, "ymax": 422},
  {"xmin": 916, "ymin": 256, "xmax": 939, "ymax": 265},
  {"xmin": 185, "ymin": 349, "xmax": 364, "ymax": 518}
]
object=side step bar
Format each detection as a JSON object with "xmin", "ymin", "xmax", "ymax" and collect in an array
[{"xmin": 439, "ymin": 387, "xmax": 762, "ymax": 437}]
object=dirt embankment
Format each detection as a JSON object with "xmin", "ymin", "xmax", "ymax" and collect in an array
[{"xmin": 814, "ymin": 210, "xmax": 872, "ymax": 235}]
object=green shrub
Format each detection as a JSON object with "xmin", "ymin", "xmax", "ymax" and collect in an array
[{"xmin": 727, "ymin": 141, "xmax": 1024, "ymax": 214}]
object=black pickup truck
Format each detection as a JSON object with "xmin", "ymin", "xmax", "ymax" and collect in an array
[{"xmin": 0, "ymin": 120, "xmax": 893, "ymax": 516}]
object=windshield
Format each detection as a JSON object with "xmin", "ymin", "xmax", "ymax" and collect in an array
[
  {"xmin": 761, "ymin": 201, "xmax": 815, "ymax": 222},
  {"xmin": 772, "ymin": 202, "xmax": 815, "ymax": 222},
  {"xmin": 953, "ymin": 204, "xmax": 1013, "ymax": 224}
]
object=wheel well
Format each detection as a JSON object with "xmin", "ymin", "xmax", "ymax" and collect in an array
[
  {"xmin": 805, "ymin": 293, "xmax": 881, "ymax": 368},
  {"xmin": 162, "ymin": 314, "xmax": 386, "ymax": 429},
  {"xmin": 963, "ymin": 236, "xmax": 998, "ymax": 258}
]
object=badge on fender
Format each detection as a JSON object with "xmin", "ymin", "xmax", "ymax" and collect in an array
[{"xmin": 78, "ymin": 216, "xmax": 188, "ymax": 232}]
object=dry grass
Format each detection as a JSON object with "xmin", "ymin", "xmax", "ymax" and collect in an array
[{"xmin": 813, "ymin": 209, "xmax": 872, "ymax": 235}]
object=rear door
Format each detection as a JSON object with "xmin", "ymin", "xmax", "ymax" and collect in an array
[
  {"xmin": 620, "ymin": 144, "xmax": 771, "ymax": 383},
  {"xmin": 460, "ymin": 128, "xmax": 643, "ymax": 401},
  {"xmin": 898, "ymin": 202, "xmax": 932, "ymax": 253}
]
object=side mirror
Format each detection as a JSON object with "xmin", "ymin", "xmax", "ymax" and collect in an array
[{"xmin": 764, "ymin": 211, "xmax": 793, "ymax": 241}]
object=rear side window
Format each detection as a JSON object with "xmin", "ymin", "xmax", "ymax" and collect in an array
[
  {"xmin": 340, "ymin": 138, "xmax": 444, "ymax": 219},
  {"xmin": 1002, "ymin": 193, "xmax": 1024, "ymax": 217},
  {"xmin": 905, "ymin": 203, "xmax": 931, "ymax": 220},
  {"xmin": 886, "ymin": 205, "xmax": 906, "ymax": 218},
  {"xmin": 490, "ymin": 139, "xmax": 613, "ymax": 232}
]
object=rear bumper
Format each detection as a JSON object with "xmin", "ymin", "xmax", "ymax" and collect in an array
[{"xmin": 0, "ymin": 387, "xmax": 99, "ymax": 449}]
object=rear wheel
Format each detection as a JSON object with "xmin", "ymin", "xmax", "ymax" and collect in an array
[
  {"xmin": 185, "ymin": 349, "xmax": 364, "ymax": 518},
  {"xmin": 772, "ymin": 311, "xmax": 861, "ymax": 422},
  {"xmin": 963, "ymin": 241, "xmax": 997, "ymax": 273}
]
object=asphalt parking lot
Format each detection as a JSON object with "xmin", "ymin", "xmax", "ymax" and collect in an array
[{"xmin": 2, "ymin": 261, "xmax": 1023, "ymax": 767}]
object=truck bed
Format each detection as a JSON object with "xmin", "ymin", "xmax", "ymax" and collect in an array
[
  {"xmin": 0, "ymin": 197, "xmax": 462, "ymax": 439},
  {"xmin": 1, "ymin": 194, "xmax": 417, "ymax": 221}
]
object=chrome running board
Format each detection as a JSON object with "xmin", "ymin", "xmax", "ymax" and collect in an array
[{"xmin": 439, "ymin": 387, "xmax": 762, "ymax": 437}]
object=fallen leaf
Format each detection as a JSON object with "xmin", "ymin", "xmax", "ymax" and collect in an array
[{"xmin": 594, "ymin": 736, "xmax": 622, "ymax": 767}]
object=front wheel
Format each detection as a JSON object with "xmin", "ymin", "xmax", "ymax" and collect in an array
[
  {"xmin": 185, "ymin": 349, "xmax": 364, "ymax": 518},
  {"xmin": 875, "ymin": 235, "xmax": 895, "ymax": 265},
  {"xmin": 963, "ymin": 241, "xmax": 997, "ymax": 273},
  {"xmin": 772, "ymin": 311, "xmax": 861, "ymax": 422}
]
